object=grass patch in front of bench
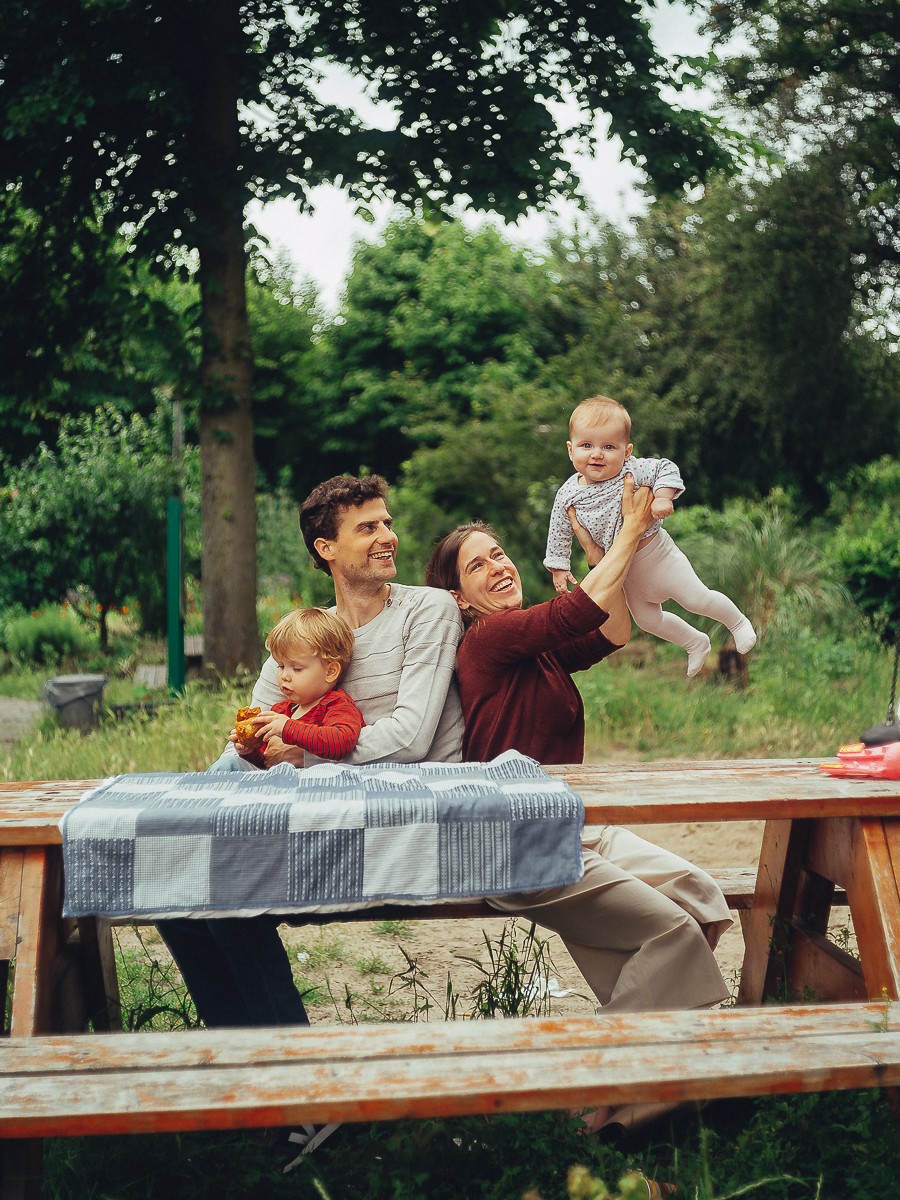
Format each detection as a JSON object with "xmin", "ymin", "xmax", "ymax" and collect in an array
[{"xmin": 42, "ymin": 1087, "xmax": 900, "ymax": 1200}]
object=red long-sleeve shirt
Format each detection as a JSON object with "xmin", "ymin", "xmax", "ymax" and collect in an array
[
  {"xmin": 456, "ymin": 586, "xmax": 618, "ymax": 765},
  {"xmin": 244, "ymin": 687, "xmax": 364, "ymax": 766}
]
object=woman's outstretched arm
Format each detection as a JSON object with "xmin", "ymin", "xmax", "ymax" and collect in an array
[{"xmin": 578, "ymin": 473, "xmax": 654, "ymax": 627}]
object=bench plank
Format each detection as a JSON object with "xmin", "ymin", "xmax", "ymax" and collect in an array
[{"xmin": 1, "ymin": 1003, "xmax": 897, "ymax": 1138}]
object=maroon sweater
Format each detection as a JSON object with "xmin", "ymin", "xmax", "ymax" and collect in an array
[{"xmin": 456, "ymin": 586, "xmax": 619, "ymax": 765}]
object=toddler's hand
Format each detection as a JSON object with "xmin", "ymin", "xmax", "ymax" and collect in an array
[
  {"xmin": 550, "ymin": 568, "xmax": 577, "ymax": 594},
  {"xmin": 651, "ymin": 496, "xmax": 674, "ymax": 520},
  {"xmin": 253, "ymin": 711, "xmax": 289, "ymax": 740}
]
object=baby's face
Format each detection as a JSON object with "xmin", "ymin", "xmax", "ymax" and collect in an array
[{"xmin": 567, "ymin": 417, "xmax": 633, "ymax": 484}]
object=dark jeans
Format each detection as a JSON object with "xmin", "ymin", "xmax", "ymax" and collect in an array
[{"xmin": 157, "ymin": 915, "xmax": 309, "ymax": 1029}]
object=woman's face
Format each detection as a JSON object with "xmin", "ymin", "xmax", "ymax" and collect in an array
[{"xmin": 453, "ymin": 530, "xmax": 523, "ymax": 618}]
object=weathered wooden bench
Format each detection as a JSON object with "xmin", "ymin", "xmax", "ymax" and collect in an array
[
  {"xmin": 134, "ymin": 636, "xmax": 205, "ymax": 691},
  {"xmin": 2, "ymin": 1002, "xmax": 898, "ymax": 1140},
  {"xmin": 3, "ymin": 760, "xmax": 900, "ymax": 1199}
]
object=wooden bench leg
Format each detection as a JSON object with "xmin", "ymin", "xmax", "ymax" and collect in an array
[
  {"xmin": 0, "ymin": 1139, "xmax": 43, "ymax": 1200},
  {"xmin": 2, "ymin": 851, "xmax": 121, "ymax": 1200},
  {"xmin": 772, "ymin": 815, "xmax": 900, "ymax": 1003},
  {"xmin": 9, "ymin": 848, "xmax": 66, "ymax": 1037},
  {"xmin": 742, "ymin": 816, "xmax": 899, "ymax": 1006},
  {"xmin": 739, "ymin": 819, "xmax": 811, "ymax": 1005},
  {"xmin": 806, "ymin": 817, "xmax": 900, "ymax": 1001},
  {"xmin": 7, "ymin": 847, "xmax": 116, "ymax": 1036},
  {"xmin": 1, "ymin": 849, "xmax": 25, "ymax": 1036},
  {"xmin": 782, "ymin": 825, "xmax": 865, "ymax": 1002}
]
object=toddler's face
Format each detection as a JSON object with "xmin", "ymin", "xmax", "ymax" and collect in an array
[
  {"xmin": 567, "ymin": 417, "xmax": 633, "ymax": 484},
  {"xmin": 275, "ymin": 640, "xmax": 340, "ymax": 709}
]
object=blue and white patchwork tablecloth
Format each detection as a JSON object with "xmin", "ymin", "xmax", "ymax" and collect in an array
[{"xmin": 60, "ymin": 751, "xmax": 585, "ymax": 919}]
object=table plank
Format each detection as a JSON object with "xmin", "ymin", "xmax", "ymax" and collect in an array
[
  {"xmin": 548, "ymin": 761, "xmax": 900, "ymax": 824},
  {"xmin": 3, "ymin": 762, "xmax": 900, "ymax": 846}
]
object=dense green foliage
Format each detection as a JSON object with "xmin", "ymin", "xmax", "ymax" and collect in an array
[
  {"xmin": 707, "ymin": 0, "xmax": 900, "ymax": 305},
  {"xmin": 0, "ymin": 408, "xmax": 197, "ymax": 645},
  {"xmin": 2, "ymin": 608, "xmax": 92, "ymax": 667},
  {"xmin": 2, "ymin": 189, "xmax": 897, "ymax": 637},
  {"xmin": 828, "ymin": 458, "xmax": 900, "ymax": 640}
]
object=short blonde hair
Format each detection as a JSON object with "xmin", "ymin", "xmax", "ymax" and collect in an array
[
  {"xmin": 265, "ymin": 607, "xmax": 355, "ymax": 680},
  {"xmin": 569, "ymin": 395, "xmax": 632, "ymax": 439}
]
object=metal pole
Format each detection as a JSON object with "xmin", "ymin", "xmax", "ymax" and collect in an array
[
  {"xmin": 167, "ymin": 496, "xmax": 186, "ymax": 696},
  {"xmin": 167, "ymin": 396, "xmax": 186, "ymax": 697}
]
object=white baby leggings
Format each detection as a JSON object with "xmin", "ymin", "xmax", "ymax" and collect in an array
[{"xmin": 624, "ymin": 528, "xmax": 749, "ymax": 651}]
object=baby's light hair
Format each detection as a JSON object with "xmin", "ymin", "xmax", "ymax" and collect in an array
[
  {"xmin": 569, "ymin": 395, "xmax": 632, "ymax": 439},
  {"xmin": 265, "ymin": 607, "xmax": 355, "ymax": 680}
]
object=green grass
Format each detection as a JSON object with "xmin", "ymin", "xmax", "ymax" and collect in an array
[
  {"xmin": 357, "ymin": 952, "xmax": 393, "ymax": 975},
  {"xmin": 375, "ymin": 918, "xmax": 413, "ymax": 937},
  {"xmin": 42, "ymin": 1090, "xmax": 900, "ymax": 1200},
  {"xmin": 3, "ymin": 620, "xmax": 890, "ymax": 784},
  {"xmin": 0, "ymin": 678, "xmax": 249, "ymax": 781},
  {"xmin": 580, "ymin": 623, "xmax": 891, "ymax": 761}
]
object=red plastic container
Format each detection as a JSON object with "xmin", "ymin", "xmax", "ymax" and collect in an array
[{"xmin": 819, "ymin": 740, "xmax": 900, "ymax": 780}]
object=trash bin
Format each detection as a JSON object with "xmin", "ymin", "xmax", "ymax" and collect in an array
[{"xmin": 43, "ymin": 674, "xmax": 107, "ymax": 730}]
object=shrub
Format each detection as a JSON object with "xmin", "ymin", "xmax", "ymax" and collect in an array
[{"xmin": 4, "ymin": 607, "xmax": 92, "ymax": 665}]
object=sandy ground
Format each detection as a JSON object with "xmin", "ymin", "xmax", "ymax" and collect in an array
[{"xmin": 268, "ymin": 820, "xmax": 764, "ymax": 1022}]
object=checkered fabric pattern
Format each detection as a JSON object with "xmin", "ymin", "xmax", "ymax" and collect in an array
[{"xmin": 61, "ymin": 751, "xmax": 584, "ymax": 919}]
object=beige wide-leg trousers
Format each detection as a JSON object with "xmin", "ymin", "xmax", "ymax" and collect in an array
[{"xmin": 488, "ymin": 825, "xmax": 733, "ymax": 1012}]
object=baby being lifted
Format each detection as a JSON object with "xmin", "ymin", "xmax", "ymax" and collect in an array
[{"xmin": 544, "ymin": 395, "xmax": 756, "ymax": 677}]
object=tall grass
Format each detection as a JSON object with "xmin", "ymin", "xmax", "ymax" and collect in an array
[
  {"xmin": 581, "ymin": 623, "xmax": 889, "ymax": 761},
  {"xmin": 4, "ymin": 620, "xmax": 890, "ymax": 783},
  {"xmin": 0, "ymin": 679, "xmax": 249, "ymax": 781}
]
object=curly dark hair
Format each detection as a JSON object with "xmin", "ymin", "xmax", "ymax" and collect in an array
[{"xmin": 299, "ymin": 475, "xmax": 389, "ymax": 575}]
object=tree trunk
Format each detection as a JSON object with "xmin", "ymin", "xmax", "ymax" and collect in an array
[
  {"xmin": 717, "ymin": 647, "xmax": 749, "ymax": 689},
  {"xmin": 195, "ymin": 0, "xmax": 260, "ymax": 679}
]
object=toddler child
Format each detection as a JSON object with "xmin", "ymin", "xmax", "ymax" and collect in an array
[
  {"xmin": 232, "ymin": 606, "xmax": 364, "ymax": 765},
  {"xmin": 544, "ymin": 395, "xmax": 756, "ymax": 677}
]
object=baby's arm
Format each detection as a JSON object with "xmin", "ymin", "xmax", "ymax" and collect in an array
[
  {"xmin": 544, "ymin": 484, "xmax": 577, "ymax": 589},
  {"xmin": 651, "ymin": 486, "xmax": 678, "ymax": 521}
]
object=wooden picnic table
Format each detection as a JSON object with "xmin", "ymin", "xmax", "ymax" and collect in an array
[{"xmin": 2, "ymin": 758, "xmax": 900, "ymax": 1038}]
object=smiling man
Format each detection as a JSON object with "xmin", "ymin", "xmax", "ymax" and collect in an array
[{"xmin": 250, "ymin": 473, "xmax": 464, "ymax": 766}]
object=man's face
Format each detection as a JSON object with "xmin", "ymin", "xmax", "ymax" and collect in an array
[{"xmin": 318, "ymin": 497, "xmax": 399, "ymax": 586}]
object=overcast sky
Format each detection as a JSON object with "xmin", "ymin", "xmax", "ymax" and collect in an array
[{"xmin": 248, "ymin": 3, "xmax": 717, "ymax": 310}]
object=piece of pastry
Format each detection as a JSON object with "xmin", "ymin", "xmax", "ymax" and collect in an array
[{"xmin": 234, "ymin": 705, "xmax": 262, "ymax": 745}]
